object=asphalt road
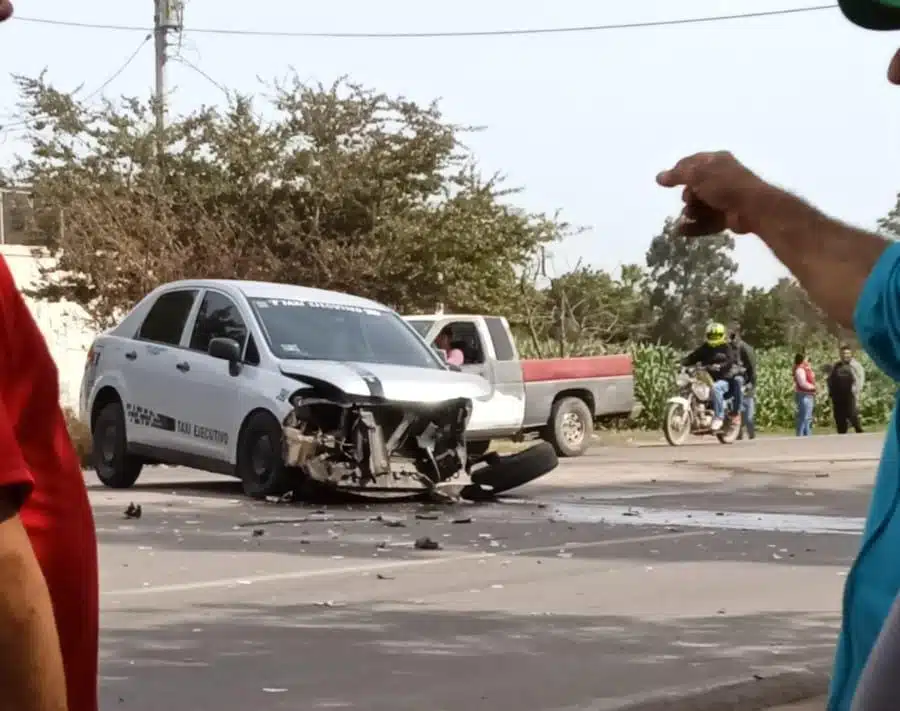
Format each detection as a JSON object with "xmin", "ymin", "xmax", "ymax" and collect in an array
[{"xmin": 91, "ymin": 433, "xmax": 880, "ymax": 711}]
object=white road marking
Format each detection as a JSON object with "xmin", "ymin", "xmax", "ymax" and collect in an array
[
  {"xmin": 550, "ymin": 503, "xmax": 865, "ymax": 535},
  {"xmin": 102, "ymin": 530, "xmax": 710, "ymax": 597}
]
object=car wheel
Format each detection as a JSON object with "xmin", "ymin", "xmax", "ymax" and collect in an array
[
  {"xmin": 236, "ymin": 412, "xmax": 294, "ymax": 499},
  {"xmin": 461, "ymin": 441, "xmax": 558, "ymax": 501},
  {"xmin": 92, "ymin": 401, "xmax": 144, "ymax": 488},
  {"xmin": 547, "ymin": 396, "xmax": 593, "ymax": 457}
]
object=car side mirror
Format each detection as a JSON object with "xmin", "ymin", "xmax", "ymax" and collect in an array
[{"xmin": 208, "ymin": 337, "xmax": 242, "ymax": 376}]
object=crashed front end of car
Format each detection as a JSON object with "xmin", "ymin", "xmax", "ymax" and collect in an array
[{"xmin": 281, "ymin": 392, "xmax": 474, "ymax": 498}]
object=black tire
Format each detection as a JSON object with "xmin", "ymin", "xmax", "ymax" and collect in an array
[
  {"xmin": 92, "ymin": 401, "xmax": 143, "ymax": 488},
  {"xmin": 716, "ymin": 414, "xmax": 742, "ymax": 445},
  {"xmin": 466, "ymin": 440, "xmax": 492, "ymax": 458},
  {"xmin": 236, "ymin": 411, "xmax": 295, "ymax": 499},
  {"xmin": 461, "ymin": 442, "xmax": 558, "ymax": 501},
  {"xmin": 546, "ymin": 396, "xmax": 593, "ymax": 457},
  {"xmin": 662, "ymin": 401, "xmax": 691, "ymax": 447}
]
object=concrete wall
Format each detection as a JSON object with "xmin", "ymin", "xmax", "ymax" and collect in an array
[{"xmin": 2, "ymin": 245, "xmax": 97, "ymax": 410}]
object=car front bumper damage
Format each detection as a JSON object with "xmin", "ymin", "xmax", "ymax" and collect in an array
[{"xmin": 282, "ymin": 395, "xmax": 473, "ymax": 499}]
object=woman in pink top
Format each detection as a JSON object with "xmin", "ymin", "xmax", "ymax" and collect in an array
[
  {"xmin": 793, "ymin": 352, "xmax": 816, "ymax": 437},
  {"xmin": 435, "ymin": 327, "xmax": 465, "ymax": 367}
]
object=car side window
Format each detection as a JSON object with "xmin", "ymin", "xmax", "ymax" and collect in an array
[
  {"xmin": 136, "ymin": 290, "xmax": 198, "ymax": 346},
  {"xmin": 443, "ymin": 321, "xmax": 485, "ymax": 365},
  {"xmin": 485, "ymin": 317, "xmax": 515, "ymax": 361},
  {"xmin": 189, "ymin": 291, "xmax": 249, "ymax": 354},
  {"xmin": 245, "ymin": 335, "xmax": 260, "ymax": 366}
]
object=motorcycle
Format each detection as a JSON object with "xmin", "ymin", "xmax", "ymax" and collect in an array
[{"xmin": 662, "ymin": 366, "xmax": 743, "ymax": 446}]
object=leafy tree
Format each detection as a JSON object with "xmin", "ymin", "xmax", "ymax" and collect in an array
[
  {"xmin": 12, "ymin": 73, "xmax": 565, "ymax": 327},
  {"xmin": 644, "ymin": 219, "xmax": 743, "ymax": 349},
  {"xmin": 739, "ymin": 286, "xmax": 786, "ymax": 349}
]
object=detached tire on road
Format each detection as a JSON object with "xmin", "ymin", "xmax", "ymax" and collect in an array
[
  {"xmin": 546, "ymin": 396, "xmax": 593, "ymax": 457},
  {"xmin": 461, "ymin": 441, "xmax": 558, "ymax": 501},
  {"xmin": 92, "ymin": 401, "xmax": 144, "ymax": 489},
  {"xmin": 236, "ymin": 411, "xmax": 295, "ymax": 499},
  {"xmin": 465, "ymin": 440, "xmax": 492, "ymax": 458}
]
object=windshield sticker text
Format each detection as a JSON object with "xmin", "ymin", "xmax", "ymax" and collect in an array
[{"xmin": 262, "ymin": 298, "xmax": 382, "ymax": 316}]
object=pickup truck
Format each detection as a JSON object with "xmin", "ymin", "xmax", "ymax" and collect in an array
[{"xmin": 403, "ymin": 314, "xmax": 636, "ymax": 457}]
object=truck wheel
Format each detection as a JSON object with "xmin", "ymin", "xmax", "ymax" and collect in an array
[
  {"xmin": 547, "ymin": 396, "xmax": 593, "ymax": 457},
  {"xmin": 461, "ymin": 442, "xmax": 558, "ymax": 501},
  {"xmin": 236, "ymin": 412, "xmax": 295, "ymax": 499},
  {"xmin": 92, "ymin": 401, "xmax": 144, "ymax": 488}
]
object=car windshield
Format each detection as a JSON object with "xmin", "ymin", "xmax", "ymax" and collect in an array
[{"xmin": 250, "ymin": 298, "xmax": 442, "ymax": 369}]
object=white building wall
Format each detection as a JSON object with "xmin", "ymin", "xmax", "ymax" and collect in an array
[{"xmin": 2, "ymin": 245, "xmax": 97, "ymax": 410}]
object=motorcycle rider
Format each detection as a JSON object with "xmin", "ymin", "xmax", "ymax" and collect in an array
[{"xmin": 681, "ymin": 322, "xmax": 743, "ymax": 432}]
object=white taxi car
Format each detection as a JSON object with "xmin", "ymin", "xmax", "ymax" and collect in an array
[{"xmin": 80, "ymin": 279, "xmax": 499, "ymax": 499}]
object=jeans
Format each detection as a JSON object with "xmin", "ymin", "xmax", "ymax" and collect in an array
[
  {"xmin": 712, "ymin": 376, "xmax": 744, "ymax": 419},
  {"xmin": 795, "ymin": 391, "xmax": 814, "ymax": 436},
  {"xmin": 742, "ymin": 393, "xmax": 756, "ymax": 438},
  {"xmin": 712, "ymin": 380, "xmax": 727, "ymax": 419}
]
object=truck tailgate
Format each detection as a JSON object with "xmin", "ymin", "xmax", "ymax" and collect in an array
[{"xmin": 520, "ymin": 354, "xmax": 633, "ymax": 382}]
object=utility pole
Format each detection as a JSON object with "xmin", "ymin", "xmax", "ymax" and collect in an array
[
  {"xmin": 153, "ymin": 0, "xmax": 183, "ymax": 140},
  {"xmin": 153, "ymin": 0, "xmax": 169, "ymax": 138}
]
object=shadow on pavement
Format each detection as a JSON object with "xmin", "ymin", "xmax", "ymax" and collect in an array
[{"xmin": 101, "ymin": 604, "xmax": 838, "ymax": 711}]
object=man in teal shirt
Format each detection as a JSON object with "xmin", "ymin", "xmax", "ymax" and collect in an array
[{"xmin": 656, "ymin": 3, "xmax": 900, "ymax": 708}]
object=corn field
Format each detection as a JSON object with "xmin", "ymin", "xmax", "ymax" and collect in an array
[{"xmin": 519, "ymin": 339, "xmax": 898, "ymax": 432}]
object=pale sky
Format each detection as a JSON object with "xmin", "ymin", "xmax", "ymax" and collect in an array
[{"xmin": 3, "ymin": 0, "xmax": 900, "ymax": 288}]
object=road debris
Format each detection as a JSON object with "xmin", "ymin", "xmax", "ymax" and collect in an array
[
  {"xmin": 123, "ymin": 502, "xmax": 142, "ymax": 520},
  {"xmin": 414, "ymin": 536, "xmax": 441, "ymax": 551},
  {"xmin": 452, "ymin": 517, "xmax": 473, "ymax": 524},
  {"xmin": 374, "ymin": 515, "xmax": 407, "ymax": 528}
]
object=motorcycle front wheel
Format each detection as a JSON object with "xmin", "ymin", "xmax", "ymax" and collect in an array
[{"xmin": 662, "ymin": 401, "xmax": 692, "ymax": 447}]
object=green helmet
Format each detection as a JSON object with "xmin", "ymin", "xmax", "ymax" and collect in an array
[
  {"xmin": 840, "ymin": 0, "xmax": 900, "ymax": 30},
  {"xmin": 705, "ymin": 322, "xmax": 727, "ymax": 347}
]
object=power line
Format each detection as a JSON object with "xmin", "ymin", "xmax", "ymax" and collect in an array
[
  {"xmin": 85, "ymin": 34, "xmax": 152, "ymax": 102},
  {"xmin": 14, "ymin": 4, "xmax": 839, "ymax": 39},
  {"xmin": 0, "ymin": 34, "xmax": 151, "ymax": 134},
  {"xmin": 173, "ymin": 54, "xmax": 230, "ymax": 96}
]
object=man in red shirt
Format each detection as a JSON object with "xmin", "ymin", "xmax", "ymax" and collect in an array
[{"xmin": 0, "ymin": 7, "xmax": 100, "ymax": 710}]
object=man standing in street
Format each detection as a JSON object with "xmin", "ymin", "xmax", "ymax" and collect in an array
[
  {"xmin": 731, "ymin": 330, "xmax": 757, "ymax": 440},
  {"xmin": 655, "ymin": 3, "xmax": 900, "ymax": 707},
  {"xmin": 0, "ymin": 5, "xmax": 100, "ymax": 711},
  {"xmin": 828, "ymin": 345, "xmax": 865, "ymax": 434}
]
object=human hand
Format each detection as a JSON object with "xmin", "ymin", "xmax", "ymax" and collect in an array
[{"xmin": 656, "ymin": 151, "xmax": 769, "ymax": 237}]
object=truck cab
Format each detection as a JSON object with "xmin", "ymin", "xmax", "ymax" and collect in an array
[
  {"xmin": 405, "ymin": 314, "xmax": 527, "ymax": 441},
  {"xmin": 404, "ymin": 313, "xmax": 636, "ymax": 457}
]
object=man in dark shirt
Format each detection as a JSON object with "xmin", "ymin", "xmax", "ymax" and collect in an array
[
  {"xmin": 731, "ymin": 330, "xmax": 757, "ymax": 440},
  {"xmin": 681, "ymin": 322, "xmax": 743, "ymax": 431},
  {"xmin": 828, "ymin": 344, "xmax": 864, "ymax": 434}
]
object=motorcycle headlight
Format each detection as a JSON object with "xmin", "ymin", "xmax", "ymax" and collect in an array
[
  {"xmin": 692, "ymin": 383, "xmax": 710, "ymax": 401},
  {"xmin": 675, "ymin": 373, "xmax": 690, "ymax": 388}
]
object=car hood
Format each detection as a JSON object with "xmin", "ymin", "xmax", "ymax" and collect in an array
[{"xmin": 278, "ymin": 360, "xmax": 492, "ymax": 403}]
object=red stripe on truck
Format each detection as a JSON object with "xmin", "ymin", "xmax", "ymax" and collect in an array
[{"xmin": 521, "ymin": 354, "xmax": 633, "ymax": 383}]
